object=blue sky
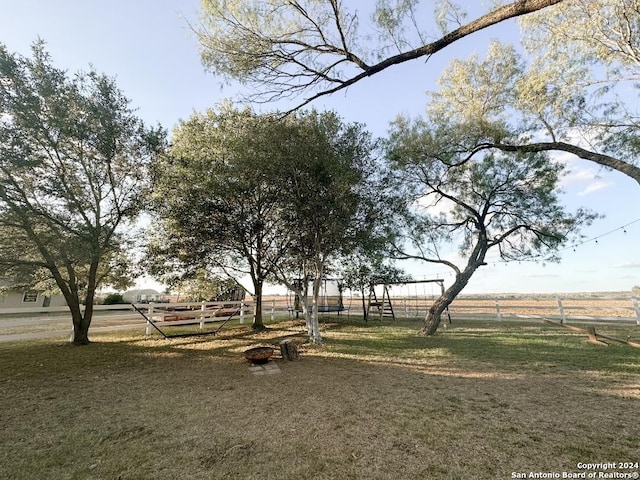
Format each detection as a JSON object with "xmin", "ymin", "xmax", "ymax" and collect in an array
[{"xmin": 2, "ymin": 0, "xmax": 639, "ymax": 294}]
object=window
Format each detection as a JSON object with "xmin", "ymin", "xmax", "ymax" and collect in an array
[{"xmin": 22, "ymin": 291, "xmax": 39, "ymax": 303}]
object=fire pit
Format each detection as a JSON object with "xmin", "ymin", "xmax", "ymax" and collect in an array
[{"xmin": 244, "ymin": 346, "xmax": 274, "ymax": 364}]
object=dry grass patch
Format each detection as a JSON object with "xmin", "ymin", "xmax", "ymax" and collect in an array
[{"xmin": 1, "ymin": 319, "xmax": 639, "ymax": 479}]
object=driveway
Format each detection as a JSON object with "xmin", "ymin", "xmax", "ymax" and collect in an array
[{"xmin": 0, "ymin": 310, "xmax": 146, "ymax": 342}]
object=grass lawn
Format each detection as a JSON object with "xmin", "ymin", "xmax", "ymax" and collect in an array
[{"xmin": 1, "ymin": 318, "xmax": 639, "ymax": 479}]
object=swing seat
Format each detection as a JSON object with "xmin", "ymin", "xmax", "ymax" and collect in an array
[{"xmin": 317, "ymin": 305, "xmax": 345, "ymax": 313}]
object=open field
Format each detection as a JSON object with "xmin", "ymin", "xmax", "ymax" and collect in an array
[{"xmin": 1, "ymin": 318, "xmax": 639, "ymax": 479}]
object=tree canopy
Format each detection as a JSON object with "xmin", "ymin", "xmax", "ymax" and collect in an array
[
  {"xmin": 148, "ymin": 106, "xmax": 389, "ymax": 340},
  {"xmin": 148, "ymin": 106, "xmax": 292, "ymax": 330},
  {"xmin": 387, "ymin": 115, "xmax": 597, "ymax": 334},
  {"xmin": 0, "ymin": 42, "xmax": 165, "ymax": 343},
  {"xmin": 194, "ymin": 0, "xmax": 640, "ymax": 188},
  {"xmin": 195, "ymin": 0, "xmax": 565, "ymax": 111},
  {"xmin": 419, "ymin": 2, "xmax": 640, "ymax": 186}
]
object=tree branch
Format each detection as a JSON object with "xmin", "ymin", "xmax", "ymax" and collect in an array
[
  {"xmin": 391, "ymin": 246, "xmax": 461, "ymax": 275},
  {"xmin": 282, "ymin": 0, "xmax": 566, "ymax": 113},
  {"xmin": 484, "ymin": 141, "xmax": 640, "ymax": 186}
]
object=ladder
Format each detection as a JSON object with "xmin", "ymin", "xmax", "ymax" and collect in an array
[{"xmin": 367, "ymin": 285, "xmax": 395, "ymax": 321}]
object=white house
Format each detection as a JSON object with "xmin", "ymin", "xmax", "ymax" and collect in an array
[
  {"xmin": 122, "ymin": 288, "xmax": 167, "ymax": 304},
  {"xmin": 0, "ymin": 289, "xmax": 67, "ymax": 308}
]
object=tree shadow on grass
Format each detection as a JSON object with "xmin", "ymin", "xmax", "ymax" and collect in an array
[
  {"xmin": 1, "ymin": 318, "xmax": 639, "ymax": 480},
  {"xmin": 2, "ymin": 317, "xmax": 637, "ymax": 377},
  {"xmin": 320, "ymin": 319, "xmax": 640, "ymax": 375}
]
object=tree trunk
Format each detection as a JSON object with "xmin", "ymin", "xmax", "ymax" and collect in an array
[
  {"xmin": 419, "ymin": 263, "xmax": 481, "ymax": 336},
  {"xmin": 279, "ymin": 339, "xmax": 299, "ymax": 360},
  {"xmin": 252, "ymin": 279, "xmax": 265, "ymax": 330},
  {"xmin": 306, "ymin": 254, "xmax": 326, "ymax": 344},
  {"xmin": 76, "ymin": 262, "xmax": 99, "ymax": 344},
  {"xmin": 68, "ymin": 298, "xmax": 90, "ymax": 345},
  {"xmin": 309, "ymin": 274, "xmax": 323, "ymax": 344},
  {"xmin": 295, "ymin": 279, "xmax": 313, "ymax": 338},
  {"xmin": 287, "ymin": 276, "xmax": 309, "ymax": 335},
  {"xmin": 72, "ymin": 314, "xmax": 91, "ymax": 345},
  {"xmin": 360, "ymin": 286, "xmax": 368, "ymax": 322},
  {"xmin": 301, "ymin": 298, "xmax": 313, "ymax": 338}
]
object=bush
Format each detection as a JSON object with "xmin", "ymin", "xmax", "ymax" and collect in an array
[{"xmin": 102, "ymin": 293, "xmax": 126, "ymax": 305}]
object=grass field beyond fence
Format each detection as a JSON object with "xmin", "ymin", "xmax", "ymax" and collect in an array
[{"xmin": 1, "ymin": 318, "xmax": 639, "ymax": 479}]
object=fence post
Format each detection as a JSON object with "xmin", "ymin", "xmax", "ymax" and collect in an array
[
  {"xmin": 632, "ymin": 298, "xmax": 640, "ymax": 326},
  {"xmin": 200, "ymin": 301, "xmax": 206, "ymax": 331},
  {"xmin": 240, "ymin": 302, "xmax": 245, "ymax": 324},
  {"xmin": 556, "ymin": 297, "xmax": 566, "ymax": 324},
  {"xmin": 495, "ymin": 300, "xmax": 502, "ymax": 321},
  {"xmin": 271, "ymin": 300, "xmax": 275, "ymax": 322},
  {"xmin": 145, "ymin": 303, "xmax": 154, "ymax": 336},
  {"xmin": 404, "ymin": 298, "xmax": 409, "ymax": 320}
]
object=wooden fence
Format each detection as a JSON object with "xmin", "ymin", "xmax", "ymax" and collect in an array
[
  {"xmin": 261, "ymin": 295, "xmax": 640, "ymax": 325},
  {"xmin": 444, "ymin": 297, "xmax": 640, "ymax": 324},
  {"xmin": 142, "ymin": 300, "xmax": 250, "ymax": 336},
  {"xmin": 0, "ymin": 301, "xmax": 252, "ymax": 340}
]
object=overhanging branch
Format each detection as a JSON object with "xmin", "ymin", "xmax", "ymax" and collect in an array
[
  {"xmin": 484, "ymin": 141, "xmax": 640, "ymax": 186},
  {"xmin": 282, "ymin": 0, "xmax": 566, "ymax": 113}
]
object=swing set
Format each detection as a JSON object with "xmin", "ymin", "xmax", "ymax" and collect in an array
[
  {"xmin": 286, "ymin": 276, "xmax": 450, "ymax": 323},
  {"xmin": 366, "ymin": 279, "xmax": 448, "ymax": 321}
]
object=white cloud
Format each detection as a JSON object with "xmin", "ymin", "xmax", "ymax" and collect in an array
[
  {"xmin": 611, "ymin": 262, "xmax": 640, "ymax": 269},
  {"xmin": 546, "ymin": 128, "xmax": 619, "ymax": 196},
  {"xmin": 552, "ymin": 151, "xmax": 579, "ymax": 167},
  {"xmin": 577, "ymin": 180, "xmax": 615, "ymax": 196},
  {"xmin": 556, "ymin": 156, "xmax": 615, "ymax": 196},
  {"xmin": 523, "ymin": 273, "xmax": 561, "ymax": 278},
  {"xmin": 562, "ymin": 164, "xmax": 599, "ymax": 185}
]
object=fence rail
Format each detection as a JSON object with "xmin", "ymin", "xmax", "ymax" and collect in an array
[
  {"xmin": 0, "ymin": 301, "xmax": 253, "ymax": 341},
  {"xmin": 445, "ymin": 297, "xmax": 640, "ymax": 325},
  {"xmin": 1, "ymin": 296, "xmax": 638, "ymax": 331},
  {"xmin": 261, "ymin": 295, "xmax": 640, "ymax": 325},
  {"xmin": 143, "ymin": 300, "xmax": 251, "ymax": 336}
]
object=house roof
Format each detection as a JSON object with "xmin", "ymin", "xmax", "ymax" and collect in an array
[{"xmin": 124, "ymin": 288, "xmax": 161, "ymax": 296}]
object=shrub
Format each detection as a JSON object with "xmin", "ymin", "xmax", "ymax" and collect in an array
[{"xmin": 102, "ymin": 293, "xmax": 126, "ymax": 305}]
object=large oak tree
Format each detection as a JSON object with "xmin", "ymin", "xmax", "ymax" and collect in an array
[
  {"xmin": 0, "ymin": 42, "xmax": 165, "ymax": 344},
  {"xmin": 149, "ymin": 107, "xmax": 392, "ymax": 342},
  {"xmin": 269, "ymin": 111, "xmax": 393, "ymax": 342},
  {"xmin": 148, "ymin": 106, "xmax": 292, "ymax": 330}
]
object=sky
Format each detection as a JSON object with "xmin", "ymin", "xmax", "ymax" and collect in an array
[{"xmin": 1, "ymin": 0, "xmax": 639, "ymax": 295}]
